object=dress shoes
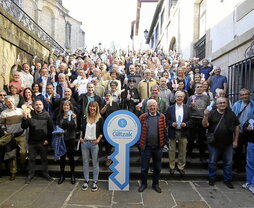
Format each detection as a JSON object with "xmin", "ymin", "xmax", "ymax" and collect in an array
[
  {"xmin": 70, "ymin": 174, "xmax": 76, "ymax": 184},
  {"xmin": 209, "ymin": 178, "xmax": 215, "ymax": 186},
  {"xmin": 58, "ymin": 175, "xmax": 65, "ymax": 184},
  {"xmin": 169, "ymin": 168, "xmax": 175, "ymax": 175},
  {"xmin": 177, "ymin": 168, "xmax": 185, "ymax": 177},
  {"xmin": 224, "ymin": 181, "xmax": 234, "ymax": 189},
  {"xmin": 138, "ymin": 184, "xmax": 147, "ymax": 192},
  {"xmin": 9, "ymin": 173, "xmax": 16, "ymax": 181},
  {"xmin": 25, "ymin": 175, "xmax": 33, "ymax": 184},
  {"xmin": 43, "ymin": 174, "xmax": 53, "ymax": 181},
  {"xmin": 152, "ymin": 184, "xmax": 162, "ymax": 193}
]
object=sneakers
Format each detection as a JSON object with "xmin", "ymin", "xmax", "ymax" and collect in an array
[
  {"xmin": 81, "ymin": 181, "xmax": 89, "ymax": 191},
  {"xmin": 82, "ymin": 181, "xmax": 98, "ymax": 192},
  {"xmin": 248, "ymin": 185, "xmax": 254, "ymax": 194},
  {"xmin": 91, "ymin": 182, "xmax": 98, "ymax": 192},
  {"xmin": 242, "ymin": 183, "xmax": 250, "ymax": 190}
]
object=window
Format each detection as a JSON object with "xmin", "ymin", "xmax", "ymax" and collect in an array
[
  {"xmin": 199, "ymin": 0, "xmax": 206, "ymax": 39},
  {"xmin": 65, "ymin": 22, "xmax": 72, "ymax": 48}
]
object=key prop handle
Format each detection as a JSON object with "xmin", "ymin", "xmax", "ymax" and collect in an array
[
  {"xmin": 103, "ymin": 110, "xmax": 141, "ymax": 191},
  {"xmin": 67, "ymin": 110, "xmax": 73, "ymax": 122}
]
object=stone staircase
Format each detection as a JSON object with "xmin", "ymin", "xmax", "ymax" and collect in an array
[{"xmin": 1, "ymin": 145, "xmax": 245, "ymax": 181}]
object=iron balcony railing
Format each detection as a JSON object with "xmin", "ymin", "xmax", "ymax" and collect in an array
[
  {"xmin": 0, "ymin": 0, "xmax": 65, "ymax": 55},
  {"xmin": 228, "ymin": 56, "xmax": 254, "ymax": 104}
]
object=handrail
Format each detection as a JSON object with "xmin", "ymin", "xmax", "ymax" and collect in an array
[{"xmin": 0, "ymin": 0, "xmax": 66, "ymax": 55}]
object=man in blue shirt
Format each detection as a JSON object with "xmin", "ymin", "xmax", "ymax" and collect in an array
[
  {"xmin": 208, "ymin": 66, "xmax": 227, "ymax": 96},
  {"xmin": 200, "ymin": 59, "xmax": 213, "ymax": 80}
]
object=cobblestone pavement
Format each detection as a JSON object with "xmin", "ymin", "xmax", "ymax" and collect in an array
[{"xmin": 0, "ymin": 177, "xmax": 253, "ymax": 208}]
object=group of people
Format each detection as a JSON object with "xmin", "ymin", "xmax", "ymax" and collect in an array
[{"xmin": 0, "ymin": 47, "xmax": 253, "ymax": 194}]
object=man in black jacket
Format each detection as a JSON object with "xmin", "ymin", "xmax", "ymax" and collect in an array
[{"xmin": 22, "ymin": 100, "xmax": 53, "ymax": 184}]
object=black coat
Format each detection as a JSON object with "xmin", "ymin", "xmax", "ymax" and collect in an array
[{"xmin": 166, "ymin": 104, "xmax": 191, "ymax": 139}]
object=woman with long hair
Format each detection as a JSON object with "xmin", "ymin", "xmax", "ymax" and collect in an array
[
  {"xmin": 80, "ymin": 101, "xmax": 104, "ymax": 192},
  {"xmin": 56, "ymin": 100, "xmax": 77, "ymax": 184},
  {"xmin": 23, "ymin": 88, "xmax": 34, "ymax": 106}
]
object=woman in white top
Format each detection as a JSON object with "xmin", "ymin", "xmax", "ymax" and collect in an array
[{"xmin": 80, "ymin": 101, "xmax": 104, "ymax": 192}]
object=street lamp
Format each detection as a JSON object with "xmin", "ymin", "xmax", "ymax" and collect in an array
[{"xmin": 144, "ymin": 29, "xmax": 148, "ymax": 40}]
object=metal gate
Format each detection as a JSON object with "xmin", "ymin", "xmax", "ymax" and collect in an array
[{"xmin": 228, "ymin": 56, "xmax": 254, "ymax": 104}]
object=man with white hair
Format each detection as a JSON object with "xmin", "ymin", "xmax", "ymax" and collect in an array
[
  {"xmin": 138, "ymin": 99, "xmax": 167, "ymax": 193},
  {"xmin": 166, "ymin": 91, "xmax": 191, "ymax": 176},
  {"xmin": 0, "ymin": 96, "xmax": 26, "ymax": 180},
  {"xmin": 138, "ymin": 69, "xmax": 157, "ymax": 100},
  {"xmin": 20, "ymin": 63, "xmax": 34, "ymax": 88}
]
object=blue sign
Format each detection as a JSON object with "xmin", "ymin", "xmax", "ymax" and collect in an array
[{"xmin": 103, "ymin": 110, "xmax": 141, "ymax": 191}]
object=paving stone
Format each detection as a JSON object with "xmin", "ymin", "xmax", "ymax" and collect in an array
[
  {"xmin": 142, "ymin": 181, "xmax": 175, "ymax": 208},
  {"xmin": 168, "ymin": 181, "xmax": 201, "ymax": 201},
  {"xmin": 223, "ymin": 190, "xmax": 254, "ymax": 207},
  {"xmin": 0, "ymin": 204, "xmax": 33, "ymax": 208},
  {"xmin": 0, "ymin": 178, "xmax": 25, "ymax": 191},
  {"xmin": 175, "ymin": 201, "xmax": 209, "ymax": 208},
  {"xmin": 113, "ymin": 181, "xmax": 142, "ymax": 204},
  {"xmin": 1, "ymin": 183, "xmax": 47, "ymax": 207},
  {"xmin": 0, "ymin": 191, "xmax": 16, "ymax": 202},
  {"xmin": 112, "ymin": 203, "xmax": 143, "ymax": 208},
  {"xmin": 195, "ymin": 186, "xmax": 237, "ymax": 208},
  {"xmin": 31, "ymin": 190, "xmax": 70, "ymax": 208},
  {"xmin": 65, "ymin": 206, "xmax": 101, "ymax": 208},
  {"xmin": 69, "ymin": 181, "xmax": 112, "ymax": 206},
  {"xmin": 47, "ymin": 181, "xmax": 77, "ymax": 192}
]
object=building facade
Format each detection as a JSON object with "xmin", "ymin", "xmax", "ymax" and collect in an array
[
  {"xmin": 144, "ymin": 0, "xmax": 254, "ymax": 98},
  {"xmin": 13, "ymin": 0, "xmax": 85, "ymax": 52}
]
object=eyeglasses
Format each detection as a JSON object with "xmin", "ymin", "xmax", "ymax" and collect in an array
[
  {"xmin": 240, "ymin": 93, "xmax": 249, "ymax": 96},
  {"xmin": 0, "ymin": 94, "xmax": 6, "ymax": 97}
]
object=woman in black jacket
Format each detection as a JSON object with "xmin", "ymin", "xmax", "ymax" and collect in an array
[
  {"xmin": 80, "ymin": 101, "xmax": 104, "ymax": 192},
  {"xmin": 56, "ymin": 100, "xmax": 77, "ymax": 184}
]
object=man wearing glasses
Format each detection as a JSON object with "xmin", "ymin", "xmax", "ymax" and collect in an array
[
  {"xmin": 0, "ymin": 90, "xmax": 7, "ymax": 113},
  {"xmin": 232, "ymin": 89, "xmax": 254, "ymax": 173},
  {"xmin": 203, "ymin": 97, "xmax": 240, "ymax": 189}
]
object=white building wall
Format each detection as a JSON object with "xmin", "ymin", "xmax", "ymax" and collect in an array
[
  {"xmin": 134, "ymin": 3, "xmax": 157, "ymax": 50},
  {"xmin": 148, "ymin": 0, "xmax": 254, "ymax": 71}
]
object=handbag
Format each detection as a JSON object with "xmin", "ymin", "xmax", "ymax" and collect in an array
[{"xmin": 206, "ymin": 113, "xmax": 224, "ymax": 144}]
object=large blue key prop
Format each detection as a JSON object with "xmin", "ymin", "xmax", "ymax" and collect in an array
[{"xmin": 103, "ymin": 110, "xmax": 141, "ymax": 191}]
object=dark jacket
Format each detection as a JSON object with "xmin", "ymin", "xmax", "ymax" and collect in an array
[
  {"xmin": 81, "ymin": 117, "xmax": 104, "ymax": 139},
  {"xmin": 79, "ymin": 93, "xmax": 102, "ymax": 117},
  {"xmin": 166, "ymin": 104, "xmax": 191, "ymax": 139},
  {"xmin": 21, "ymin": 110, "xmax": 53, "ymax": 144},
  {"xmin": 139, "ymin": 112, "xmax": 167, "ymax": 149},
  {"xmin": 57, "ymin": 117, "xmax": 76, "ymax": 141}
]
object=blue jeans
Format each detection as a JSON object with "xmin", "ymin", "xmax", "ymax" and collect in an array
[
  {"xmin": 246, "ymin": 142, "xmax": 254, "ymax": 185},
  {"xmin": 81, "ymin": 142, "xmax": 99, "ymax": 182},
  {"xmin": 208, "ymin": 144, "xmax": 233, "ymax": 181},
  {"xmin": 140, "ymin": 146, "xmax": 163, "ymax": 186}
]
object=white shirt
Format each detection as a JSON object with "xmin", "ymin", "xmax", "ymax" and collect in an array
[
  {"xmin": 175, "ymin": 103, "xmax": 184, "ymax": 126},
  {"xmin": 20, "ymin": 70, "xmax": 34, "ymax": 88},
  {"xmin": 72, "ymin": 78, "xmax": 88, "ymax": 95},
  {"xmin": 84, "ymin": 123, "xmax": 96, "ymax": 141}
]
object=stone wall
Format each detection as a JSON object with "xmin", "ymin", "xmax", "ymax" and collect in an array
[
  {"xmin": 0, "ymin": 6, "xmax": 50, "ymax": 87},
  {"xmin": 21, "ymin": 0, "xmax": 85, "ymax": 51}
]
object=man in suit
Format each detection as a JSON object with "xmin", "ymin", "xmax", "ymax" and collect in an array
[{"xmin": 166, "ymin": 91, "xmax": 191, "ymax": 176}]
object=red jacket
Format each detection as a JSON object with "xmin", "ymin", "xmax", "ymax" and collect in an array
[{"xmin": 139, "ymin": 112, "xmax": 167, "ymax": 149}]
